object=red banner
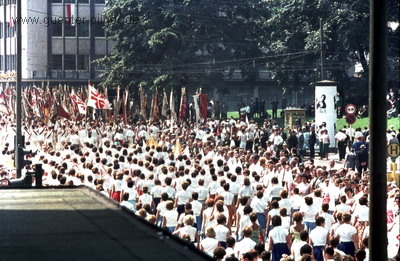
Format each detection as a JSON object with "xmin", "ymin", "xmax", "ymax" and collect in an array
[{"xmin": 199, "ymin": 94, "xmax": 208, "ymax": 122}]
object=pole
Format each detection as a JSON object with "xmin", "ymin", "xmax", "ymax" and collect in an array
[
  {"xmin": 319, "ymin": 18, "xmax": 325, "ymax": 81},
  {"xmin": 368, "ymin": 0, "xmax": 388, "ymax": 259},
  {"xmin": 16, "ymin": 0, "xmax": 22, "ymax": 179}
]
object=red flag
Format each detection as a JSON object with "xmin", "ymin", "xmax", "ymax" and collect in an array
[
  {"xmin": 179, "ymin": 88, "xmax": 187, "ymax": 121},
  {"xmin": 87, "ymin": 85, "xmax": 111, "ymax": 109},
  {"xmin": 199, "ymin": 94, "xmax": 208, "ymax": 122}
]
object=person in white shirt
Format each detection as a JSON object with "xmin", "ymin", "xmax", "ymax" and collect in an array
[
  {"xmin": 352, "ymin": 196, "xmax": 369, "ymax": 248},
  {"xmin": 155, "ymin": 193, "xmax": 169, "ymax": 227},
  {"xmin": 268, "ymin": 216, "xmax": 290, "ymax": 261},
  {"xmin": 120, "ymin": 192, "xmax": 135, "ymax": 212},
  {"xmin": 234, "ymin": 226, "xmax": 257, "ymax": 258},
  {"xmin": 301, "ymin": 196, "xmax": 319, "ymax": 233},
  {"xmin": 250, "ymin": 191, "xmax": 268, "ymax": 233},
  {"xmin": 213, "ymin": 214, "xmax": 230, "ymax": 248},
  {"xmin": 291, "ymin": 230, "xmax": 309, "ymax": 261},
  {"xmin": 172, "ymin": 214, "xmax": 199, "ymax": 243},
  {"xmin": 319, "ymin": 203, "xmax": 335, "ymax": 232},
  {"xmin": 162, "ymin": 200, "xmax": 179, "ymax": 233},
  {"xmin": 334, "ymin": 195, "xmax": 352, "ymax": 216},
  {"xmin": 200, "ymin": 227, "xmax": 219, "ymax": 256},
  {"xmin": 336, "ymin": 213, "xmax": 359, "ymax": 256},
  {"xmin": 175, "ymin": 181, "xmax": 191, "ymax": 215},
  {"xmin": 309, "ymin": 216, "xmax": 329, "ymax": 261}
]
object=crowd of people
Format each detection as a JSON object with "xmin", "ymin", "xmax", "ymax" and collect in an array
[{"xmin": 0, "ymin": 110, "xmax": 399, "ymax": 261}]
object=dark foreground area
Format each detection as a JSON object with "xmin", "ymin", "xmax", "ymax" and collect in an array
[{"xmin": 0, "ymin": 187, "xmax": 211, "ymax": 261}]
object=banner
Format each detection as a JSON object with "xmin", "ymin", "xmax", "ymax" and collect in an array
[
  {"xmin": 87, "ymin": 85, "xmax": 111, "ymax": 109},
  {"xmin": 170, "ymin": 88, "xmax": 176, "ymax": 120},
  {"xmin": 161, "ymin": 89, "xmax": 168, "ymax": 118},
  {"xmin": 179, "ymin": 87, "xmax": 187, "ymax": 121},
  {"xmin": 71, "ymin": 90, "xmax": 87, "ymax": 114},
  {"xmin": 199, "ymin": 94, "xmax": 208, "ymax": 122},
  {"xmin": 193, "ymin": 94, "xmax": 200, "ymax": 122}
]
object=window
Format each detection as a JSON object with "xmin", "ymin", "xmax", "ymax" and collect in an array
[
  {"xmin": 0, "ymin": 55, "xmax": 2, "ymax": 71},
  {"xmin": 64, "ymin": 23, "xmax": 76, "ymax": 37},
  {"xmin": 51, "ymin": 0, "xmax": 62, "ymax": 3},
  {"xmin": 64, "ymin": 0, "xmax": 75, "ymax": 3},
  {"xmin": 77, "ymin": 21, "xmax": 89, "ymax": 37},
  {"xmin": 78, "ymin": 0, "xmax": 89, "ymax": 3},
  {"xmin": 95, "ymin": 0, "xmax": 105, "ymax": 4},
  {"xmin": 51, "ymin": 22, "xmax": 62, "ymax": 37},
  {"xmin": 77, "ymin": 55, "xmax": 89, "ymax": 70},
  {"xmin": 52, "ymin": 55, "xmax": 62, "ymax": 70},
  {"xmin": 64, "ymin": 55, "xmax": 76, "ymax": 70},
  {"xmin": 0, "ymin": 23, "xmax": 3, "ymax": 38},
  {"xmin": 92, "ymin": 22, "xmax": 105, "ymax": 37}
]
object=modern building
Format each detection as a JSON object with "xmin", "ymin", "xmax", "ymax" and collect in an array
[{"xmin": 0, "ymin": 0, "xmax": 115, "ymax": 84}]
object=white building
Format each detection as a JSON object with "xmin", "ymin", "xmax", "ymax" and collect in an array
[{"xmin": 0, "ymin": 0, "xmax": 115, "ymax": 83}]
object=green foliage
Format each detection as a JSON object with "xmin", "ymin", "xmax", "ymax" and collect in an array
[{"xmin": 99, "ymin": 0, "xmax": 270, "ymax": 93}]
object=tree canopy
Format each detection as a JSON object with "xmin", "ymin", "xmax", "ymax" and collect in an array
[{"xmin": 99, "ymin": 0, "xmax": 399, "ymax": 98}]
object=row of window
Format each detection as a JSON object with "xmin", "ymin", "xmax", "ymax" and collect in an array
[
  {"xmin": 51, "ymin": 0, "xmax": 106, "ymax": 4},
  {"xmin": 0, "ymin": 54, "xmax": 16, "ymax": 71},
  {"xmin": 52, "ymin": 54, "xmax": 105, "ymax": 70},
  {"xmin": 0, "ymin": 0, "xmax": 105, "ymax": 6},
  {"xmin": 0, "ymin": 23, "xmax": 16, "ymax": 38},
  {"xmin": 52, "ymin": 21, "xmax": 105, "ymax": 37}
]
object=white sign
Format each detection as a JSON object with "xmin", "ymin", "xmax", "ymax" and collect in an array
[{"xmin": 315, "ymin": 85, "xmax": 337, "ymax": 149}]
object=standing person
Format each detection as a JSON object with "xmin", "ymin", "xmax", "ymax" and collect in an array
[
  {"xmin": 271, "ymin": 97, "xmax": 279, "ymax": 119},
  {"xmin": 268, "ymin": 216, "xmax": 291, "ymax": 261},
  {"xmin": 321, "ymin": 130, "xmax": 330, "ymax": 160},
  {"xmin": 309, "ymin": 217, "xmax": 329, "ymax": 261},
  {"xmin": 301, "ymin": 197, "xmax": 318, "ymax": 234},
  {"xmin": 309, "ymin": 127, "xmax": 317, "ymax": 159},
  {"xmin": 355, "ymin": 145, "xmax": 368, "ymax": 175},
  {"xmin": 336, "ymin": 213, "xmax": 359, "ymax": 256},
  {"xmin": 162, "ymin": 200, "xmax": 179, "ymax": 233},
  {"xmin": 221, "ymin": 102, "xmax": 227, "ymax": 120},
  {"xmin": 260, "ymin": 99, "xmax": 266, "ymax": 119},
  {"xmin": 335, "ymin": 129, "xmax": 348, "ymax": 161},
  {"xmin": 344, "ymin": 148, "xmax": 357, "ymax": 170}
]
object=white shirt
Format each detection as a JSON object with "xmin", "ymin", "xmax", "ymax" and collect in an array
[
  {"xmin": 200, "ymin": 237, "xmax": 219, "ymax": 256},
  {"xmin": 250, "ymin": 197, "xmax": 267, "ymax": 213},
  {"xmin": 214, "ymin": 224, "xmax": 230, "ymax": 242},
  {"xmin": 234, "ymin": 237, "xmax": 256, "ymax": 257},
  {"xmin": 176, "ymin": 225, "xmax": 197, "ymax": 242},
  {"xmin": 319, "ymin": 212, "xmax": 335, "ymax": 232},
  {"xmin": 187, "ymin": 200, "xmax": 201, "ymax": 217},
  {"xmin": 310, "ymin": 226, "xmax": 328, "ymax": 246},
  {"xmin": 269, "ymin": 226, "xmax": 288, "ymax": 243},
  {"xmin": 164, "ymin": 209, "xmax": 178, "ymax": 227},
  {"xmin": 353, "ymin": 205, "xmax": 369, "ymax": 222},
  {"xmin": 336, "ymin": 223, "xmax": 357, "ymax": 242}
]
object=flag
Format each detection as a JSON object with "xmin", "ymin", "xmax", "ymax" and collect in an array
[
  {"xmin": 179, "ymin": 87, "xmax": 187, "ymax": 121},
  {"xmin": 199, "ymin": 94, "xmax": 208, "ymax": 122},
  {"xmin": 139, "ymin": 86, "xmax": 147, "ymax": 120},
  {"xmin": 9, "ymin": 4, "xmax": 15, "ymax": 28},
  {"xmin": 57, "ymin": 99, "xmax": 71, "ymax": 120},
  {"xmin": 150, "ymin": 87, "xmax": 160, "ymax": 122},
  {"xmin": 71, "ymin": 89, "xmax": 87, "ymax": 114},
  {"xmin": 114, "ymin": 86, "xmax": 121, "ymax": 121},
  {"xmin": 87, "ymin": 85, "xmax": 111, "ymax": 109},
  {"xmin": 170, "ymin": 88, "xmax": 176, "ymax": 120},
  {"xmin": 146, "ymin": 136, "xmax": 158, "ymax": 148},
  {"xmin": 193, "ymin": 94, "xmax": 200, "ymax": 122},
  {"xmin": 122, "ymin": 88, "xmax": 129, "ymax": 124},
  {"xmin": 66, "ymin": 4, "xmax": 76, "ymax": 26},
  {"xmin": 161, "ymin": 89, "xmax": 168, "ymax": 118}
]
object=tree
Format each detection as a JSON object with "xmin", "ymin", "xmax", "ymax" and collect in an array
[
  {"xmin": 99, "ymin": 0, "xmax": 270, "ymax": 95},
  {"xmin": 263, "ymin": 0, "xmax": 399, "ymax": 100}
]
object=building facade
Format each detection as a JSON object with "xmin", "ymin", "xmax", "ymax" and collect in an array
[{"xmin": 0, "ymin": 0, "xmax": 114, "ymax": 83}]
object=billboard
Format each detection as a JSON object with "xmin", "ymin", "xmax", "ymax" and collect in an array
[{"xmin": 315, "ymin": 85, "xmax": 337, "ymax": 149}]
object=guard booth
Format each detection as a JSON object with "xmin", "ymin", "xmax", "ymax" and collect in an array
[{"xmin": 284, "ymin": 108, "xmax": 307, "ymax": 130}]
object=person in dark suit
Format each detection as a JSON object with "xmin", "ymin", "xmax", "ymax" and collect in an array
[
  {"xmin": 309, "ymin": 127, "xmax": 317, "ymax": 159},
  {"xmin": 355, "ymin": 145, "xmax": 369, "ymax": 174}
]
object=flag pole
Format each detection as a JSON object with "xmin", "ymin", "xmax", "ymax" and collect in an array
[{"xmin": 15, "ymin": 0, "xmax": 22, "ymax": 178}]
